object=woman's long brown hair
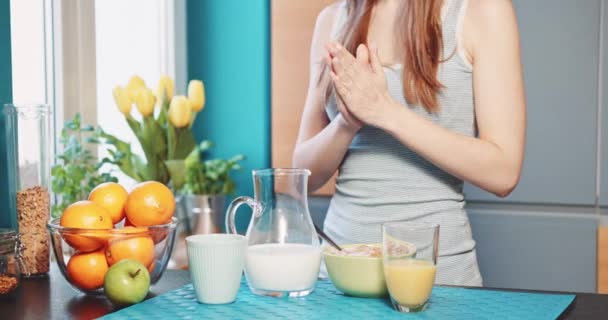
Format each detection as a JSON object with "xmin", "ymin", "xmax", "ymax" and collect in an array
[{"xmin": 324, "ymin": 0, "xmax": 444, "ymax": 112}]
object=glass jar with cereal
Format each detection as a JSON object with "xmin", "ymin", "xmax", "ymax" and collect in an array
[
  {"xmin": 4, "ymin": 104, "xmax": 52, "ymax": 276},
  {"xmin": 0, "ymin": 229, "xmax": 23, "ymax": 296}
]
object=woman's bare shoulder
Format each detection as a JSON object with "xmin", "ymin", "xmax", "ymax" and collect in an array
[
  {"xmin": 314, "ymin": 1, "xmax": 344, "ymax": 37},
  {"xmin": 310, "ymin": 1, "xmax": 345, "ymax": 62},
  {"xmin": 467, "ymin": 0, "xmax": 517, "ymax": 27},
  {"xmin": 465, "ymin": 0, "xmax": 519, "ymax": 55}
]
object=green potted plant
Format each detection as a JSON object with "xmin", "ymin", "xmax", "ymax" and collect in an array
[
  {"xmin": 180, "ymin": 140, "xmax": 244, "ymax": 235},
  {"xmin": 98, "ymin": 75, "xmax": 246, "ymax": 233},
  {"xmin": 51, "ymin": 114, "xmax": 117, "ymax": 218},
  {"xmin": 167, "ymin": 141, "xmax": 243, "ymax": 269}
]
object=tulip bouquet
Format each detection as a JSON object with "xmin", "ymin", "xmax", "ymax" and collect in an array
[{"xmin": 97, "ymin": 75, "xmax": 205, "ymax": 188}]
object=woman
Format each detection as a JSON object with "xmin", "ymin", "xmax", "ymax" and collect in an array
[{"xmin": 293, "ymin": 0, "xmax": 526, "ymax": 286}]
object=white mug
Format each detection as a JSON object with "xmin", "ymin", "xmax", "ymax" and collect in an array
[{"xmin": 186, "ymin": 233, "xmax": 247, "ymax": 304}]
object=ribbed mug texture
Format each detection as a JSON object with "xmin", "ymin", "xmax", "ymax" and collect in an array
[{"xmin": 186, "ymin": 234, "xmax": 246, "ymax": 304}]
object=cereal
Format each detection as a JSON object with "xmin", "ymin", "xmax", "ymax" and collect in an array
[
  {"xmin": 326, "ymin": 242, "xmax": 417, "ymax": 258},
  {"xmin": 327, "ymin": 244, "xmax": 382, "ymax": 257},
  {"xmin": 16, "ymin": 186, "xmax": 50, "ymax": 275},
  {"xmin": 0, "ymin": 275, "xmax": 18, "ymax": 295}
]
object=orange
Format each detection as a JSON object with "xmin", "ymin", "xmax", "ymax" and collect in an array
[
  {"xmin": 60, "ymin": 201, "xmax": 113, "ymax": 252},
  {"xmin": 123, "ymin": 209, "xmax": 169, "ymax": 244},
  {"xmin": 123, "ymin": 219, "xmax": 166, "ymax": 242},
  {"xmin": 105, "ymin": 235, "xmax": 155, "ymax": 267},
  {"xmin": 88, "ymin": 182, "xmax": 129, "ymax": 225},
  {"xmin": 78, "ymin": 226, "xmax": 148, "ymax": 245},
  {"xmin": 106, "ymin": 226, "xmax": 148, "ymax": 240},
  {"xmin": 147, "ymin": 261, "xmax": 156, "ymax": 274},
  {"xmin": 122, "ymin": 220, "xmax": 165, "ymax": 241},
  {"xmin": 72, "ymin": 230, "xmax": 112, "ymax": 245},
  {"xmin": 111, "ymin": 225, "xmax": 148, "ymax": 234},
  {"xmin": 125, "ymin": 181, "xmax": 175, "ymax": 227},
  {"xmin": 66, "ymin": 250, "xmax": 109, "ymax": 290}
]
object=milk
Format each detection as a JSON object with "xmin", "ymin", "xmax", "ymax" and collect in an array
[
  {"xmin": 384, "ymin": 259, "xmax": 437, "ymax": 307},
  {"xmin": 245, "ymin": 243, "xmax": 321, "ymax": 292}
]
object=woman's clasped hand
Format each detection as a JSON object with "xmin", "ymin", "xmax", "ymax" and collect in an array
[{"xmin": 326, "ymin": 42, "xmax": 398, "ymax": 129}]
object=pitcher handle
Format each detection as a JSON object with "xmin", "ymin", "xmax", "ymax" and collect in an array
[{"xmin": 225, "ymin": 196, "xmax": 258, "ymax": 235}]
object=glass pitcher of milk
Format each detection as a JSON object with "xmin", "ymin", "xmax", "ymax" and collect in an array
[{"xmin": 225, "ymin": 168, "xmax": 321, "ymax": 297}]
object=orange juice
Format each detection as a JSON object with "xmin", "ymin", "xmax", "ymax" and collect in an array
[{"xmin": 384, "ymin": 259, "xmax": 436, "ymax": 308}]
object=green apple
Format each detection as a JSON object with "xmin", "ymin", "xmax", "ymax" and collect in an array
[{"xmin": 104, "ymin": 259, "xmax": 151, "ymax": 306}]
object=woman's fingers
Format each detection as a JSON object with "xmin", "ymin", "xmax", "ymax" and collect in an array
[
  {"xmin": 356, "ymin": 44, "xmax": 368, "ymax": 64},
  {"xmin": 327, "ymin": 42, "xmax": 364, "ymax": 83},
  {"xmin": 326, "ymin": 42, "xmax": 339, "ymax": 57},
  {"xmin": 325, "ymin": 52, "xmax": 336, "ymax": 73},
  {"xmin": 332, "ymin": 55, "xmax": 357, "ymax": 87},
  {"xmin": 328, "ymin": 41, "xmax": 378, "ymax": 75},
  {"xmin": 327, "ymin": 42, "xmax": 349, "ymax": 61},
  {"xmin": 328, "ymin": 41, "xmax": 381, "ymax": 108},
  {"xmin": 331, "ymin": 75, "xmax": 349, "ymax": 109},
  {"xmin": 368, "ymin": 43, "xmax": 383, "ymax": 73},
  {"xmin": 331, "ymin": 56, "xmax": 343, "ymax": 74},
  {"xmin": 331, "ymin": 43, "xmax": 357, "ymax": 68},
  {"xmin": 331, "ymin": 71, "xmax": 352, "ymax": 99}
]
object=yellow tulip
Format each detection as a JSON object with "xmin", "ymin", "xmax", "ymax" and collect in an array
[
  {"xmin": 157, "ymin": 75, "xmax": 174, "ymax": 101},
  {"xmin": 168, "ymin": 95, "xmax": 192, "ymax": 128},
  {"xmin": 187, "ymin": 80, "xmax": 205, "ymax": 112},
  {"xmin": 126, "ymin": 75, "xmax": 146, "ymax": 101},
  {"xmin": 135, "ymin": 88, "xmax": 156, "ymax": 117},
  {"xmin": 113, "ymin": 86, "xmax": 132, "ymax": 115}
]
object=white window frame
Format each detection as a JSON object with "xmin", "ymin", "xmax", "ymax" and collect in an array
[{"xmin": 47, "ymin": 0, "xmax": 187, "ymax": 151}]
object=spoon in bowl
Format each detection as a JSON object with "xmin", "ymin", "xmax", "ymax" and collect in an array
[{"xmin": 313, "ymin": 223, "xmax": 343, "ymax": 251}]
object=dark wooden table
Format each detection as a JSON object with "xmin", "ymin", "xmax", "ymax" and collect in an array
[
  {"xmin": 0, "ymin": 265, "xmax": 190, "ymax": 320},
  {"xmin": 1, "ymin": 265, "xmax": 607, "ymax": 319}
]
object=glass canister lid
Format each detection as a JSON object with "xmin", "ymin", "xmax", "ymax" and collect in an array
[
  {"xmin": 0, "ymin": 228, "xmax": 17, "ymax": 239},
  {"xmin": 3, "ymin": 103, "xmax": 51, "ymax": 115},
  {"xmin": 0, "ymin": 229, "xmax": 18, "ymax": 254}
]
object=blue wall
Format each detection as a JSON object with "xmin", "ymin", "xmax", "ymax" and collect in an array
[
  {"xmin": 186, "ymin": 0, "xmax": 271, "ymax": 230},
  {"xmin": 0, "ymin": 0, "xmax": 14, "ymax": 229}
]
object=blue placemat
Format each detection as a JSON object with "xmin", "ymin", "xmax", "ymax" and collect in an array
[{"xmin": 102, "ymin": 280, "xmax": 575, "ymax": 320}]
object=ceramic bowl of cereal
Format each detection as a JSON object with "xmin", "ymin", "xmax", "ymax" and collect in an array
[{"xmin": 323, "ymin": 244, "xmax": 388, "ymax": 298}]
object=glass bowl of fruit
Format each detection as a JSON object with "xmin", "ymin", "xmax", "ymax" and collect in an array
[{"xmin": 47, "ymin": 181, "xmax": 179, "ymax": 295}]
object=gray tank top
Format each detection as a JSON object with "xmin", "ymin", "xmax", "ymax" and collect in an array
[{"xmin": 324, "ymin": 0, "xmax": 482, "ymax": 286}]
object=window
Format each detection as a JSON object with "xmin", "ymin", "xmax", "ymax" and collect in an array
[
  {"xmin": 95, "ymin": 0, "xmax": 187, "ymax": 185},
  {"xmin": 95, "ymin": 0, "xmax": 170, "ymax": 183},
  {"xmin": 10, "ymin": 0, "xmax": 48, "ymax": 105},
  {"xmin": 10, "ymin": 0, "xmax": 55, "ymax": 172},
  {"xmin": 10, "ymin": 0, "xmax": 186, "ymax": 186}
]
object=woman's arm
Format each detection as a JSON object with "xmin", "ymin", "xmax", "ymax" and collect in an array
[
  {"xmin": 293, "ymin": 4, "xmax": 362, "ymax": 191},
  {"xmin": 329, "ymin": 0, "xmax": 526, "ymax": 197}
]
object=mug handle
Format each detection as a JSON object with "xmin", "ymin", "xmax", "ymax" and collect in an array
[{"xmin": 225, "ymin": 196, "xmax": 259, "ymax": 235}]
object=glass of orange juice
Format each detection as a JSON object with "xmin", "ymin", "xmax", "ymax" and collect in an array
[{"xmin": 382, "ymin": 222, "xmax": 439, "ymax": 313}]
